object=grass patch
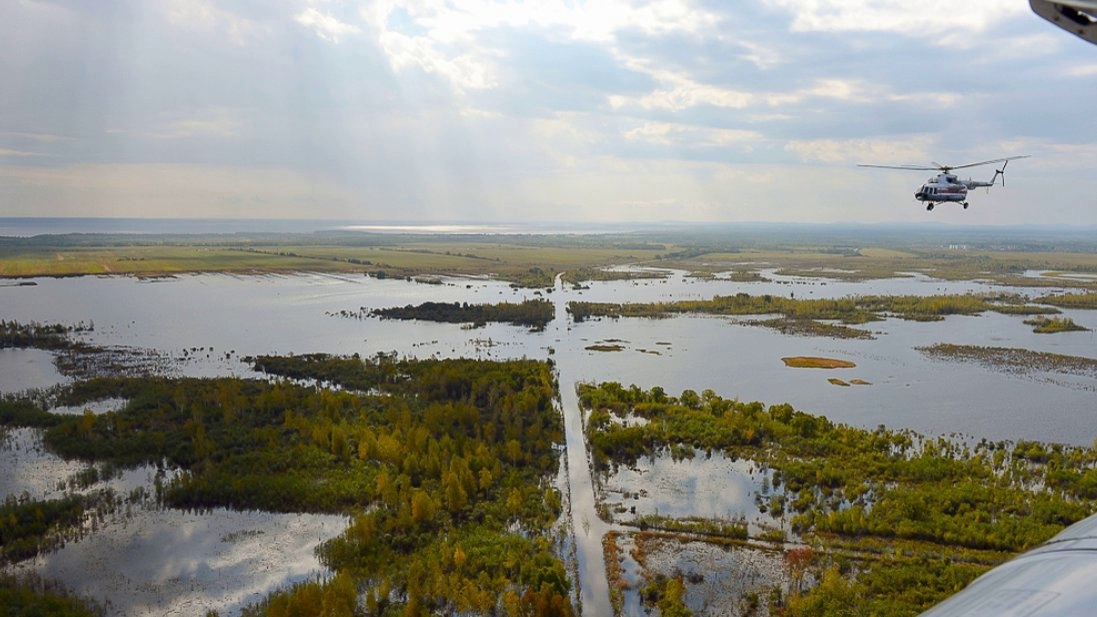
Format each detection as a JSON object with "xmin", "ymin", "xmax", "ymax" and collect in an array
[
  {"xmin": 782, "ymin": 356, "xmax": 857, "ymax": 369},
  {"xmin": 827, "ymin": 378, "xmax": 851, "ymax": 387},
  {"xmin": 749, "ymin": 318, "xmax": 874, "ymax": 340},
  {"xmin": 1023, "ymin": 316, "xmax": 1090, "ymax": 333},
  {"xmin": 587, "ymin": 344, "xmax": 626, "ymax": 352}
]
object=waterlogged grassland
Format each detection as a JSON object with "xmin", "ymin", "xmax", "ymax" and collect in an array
[
  {"xmin": 656, "ymin": 247, "xmax": 912, "ymax": 281},
  {"xmin": 747, "ymin": 318, "xmax": 875, "ymax": 340},
  {"xmin": 658, "ymin": 246, "xmax": 1097, "ymax": 289},
  {"xmin": 3, "ymin": 230, "xmax": 1095, "ymax": 291},
  {"xmin": 579, "ymin": 382, "xmax": 1097, "ymax": 616},
  {"xmin": 1039, "ymin": 291, "xmax": 1097, "ymax": 309},
  {"xmin": 918, "ymin": 344, "xmax": 1097, "ymax": 379},
  {"xmin": 561, "ymin": 267, "xmax": 668, "ymax": 286},
  {"xmin": 1, "ymin": 355, "xmax": 574, "ymax": 617},
  {"xmin": 569, "ymin": 291, "xmax": 1047, "ymax": 330},
  {"xmin": 0, "ymin": 238, "xmax": 669, "ymax": 287},
  {"xmin": 0, "ymin": 246, "xmax": 366, "ymax": 278}
]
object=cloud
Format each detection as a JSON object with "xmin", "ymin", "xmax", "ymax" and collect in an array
[
  {"xmin": 295, "ymin": 7, "xmax": 361, "ymax": 43},
  {"xmin": 610, "ymin": 74, "xmax": 961, "ymax": 114},
  {"xmin": 763, "ymin": 0, "xmax": 1027, "ymax": 37},
  {"xmin": 0, "ymin": 132, "xmax": 73, "ymax": 143},
  {"xmin": 611, "ymin": 78, "xmax": 754, "ymax": 111},
  {"xmin": 360, "ymin": 0, "xmax": 723, "ymax": 95},
  {"xmin": 1064, "ymin": 63, "xmax": 1097, "ymax": 77},
  {"xmin": 2, "ymin": 0, "xmax": 1095, "ymax": 225},
  {"xmin": 0, "ymin": 148, "xmax": 46, "ymax": 158},
  {"xmin": 624, "ymin": 122, "xmax": 762, "ymax": 147},
  {"xmin": 785, "ymin": 136, "xmax": 938, "ymax": 164},
  {"xmin": 107, "ymin": 109, "xmax": 244, "ymax": 140},
  {"xmin": 375, "ymin": 30, "xmax": 499, "ymax": 91},
  {"xmin": 0, "ymin": 164, "xmax": 354, "ymax": 217},
  {"xmin": 162, "ymin": 0, "xmax": 267, "ymax": 46}
]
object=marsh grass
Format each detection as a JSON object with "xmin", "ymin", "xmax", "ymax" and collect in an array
[{"xmin": 782, "ymin": 357, "xmax": 857, "ymax": 369}]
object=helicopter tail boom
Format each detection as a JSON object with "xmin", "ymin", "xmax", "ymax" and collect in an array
[{"xmin": 963, "ymin": 159, "xmax": 1012, "ymax": 190}]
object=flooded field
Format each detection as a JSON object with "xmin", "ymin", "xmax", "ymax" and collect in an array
[
  {"xmin": 611, "ymin": 532, "xmax": 794, "ymax": 617},
  {"xmin": 2, "ymin": 267, "xmax": 1096, "ymax": 615},
  {"xmin": 601, "ymin": 451, "xmax": 775, "ymax": 534}
]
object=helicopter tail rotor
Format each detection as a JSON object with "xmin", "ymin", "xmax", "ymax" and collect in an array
[{"xmin": 988, "ymin": 159, "xmax": 1010, "ymax": 192}]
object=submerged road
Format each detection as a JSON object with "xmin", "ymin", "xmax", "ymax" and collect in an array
[{"xmin": 553, "ymin": 274, "xmax": 616, "ymax": 617}]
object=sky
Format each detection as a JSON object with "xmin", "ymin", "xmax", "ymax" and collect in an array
[{"xmin": 2, "ymin": 0, "xmax": 1096, "ymax": 226}]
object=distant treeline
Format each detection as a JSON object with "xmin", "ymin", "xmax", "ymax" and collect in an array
[{"xmin": 370, "ymin": 299, "xmax": 554, "ymax": 331}]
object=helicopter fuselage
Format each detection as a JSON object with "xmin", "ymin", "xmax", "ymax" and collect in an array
[{"xmin": 914, "ymin": 173, "xmax": 995, "ymax": 206}]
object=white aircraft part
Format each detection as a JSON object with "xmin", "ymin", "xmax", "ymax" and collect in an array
[
  {"xmin": 1030, "ymin": 0, "xmax": 1097, "ymax": 45},
  {"xmin": 919, "ymin": 512, "xmax": 1097, "ymax": 617}
]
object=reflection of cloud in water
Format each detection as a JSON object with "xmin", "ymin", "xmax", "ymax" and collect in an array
[
  {"xmin": 633, "ymin": 535, "xmax": 790, "ymax": 615},
  {"xmin": 0, "ymin": 428, "xmax": 86, "ymax": 501},
  {"xmin": 17, "ymin": 507, "xmax": 347, "ymax": 617},
  {"xmin": 605, "ymin": 452, "xmax": 768, "ymax": 522},
  {"xmin": 0, "ymin": 348, "xmax": 68, "ymax": 393}
]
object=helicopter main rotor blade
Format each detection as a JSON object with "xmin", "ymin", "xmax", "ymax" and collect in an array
[
  {"xmin": 946, "ymin": 155, "xmax": 1030, "ymax": 171},
  {"xmin": 857, "ymin": 164, "xmax": 940, "ymax": 171}
]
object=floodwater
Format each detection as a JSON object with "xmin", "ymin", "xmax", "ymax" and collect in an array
[
  {"xmin": 0, "ymin": 428, "xmax": 87, "ymax": 502},
  {"xmin": 11, "ymin": 507, "xmax": 347, "ymax": 617},
  {"xmin": 602, "ymin": 451, "xmax": 774, "ymax": 532},
  {"xmin": 615, "ymin": 532, "xmax": 793, "ymax": 617},
  {"xmin": 2, "ymin": 268, "xmax": 1096, "ymax": 615},
  {"xmin": 0, "ymin": 347, "xmax": 69, "ymax": 392}
]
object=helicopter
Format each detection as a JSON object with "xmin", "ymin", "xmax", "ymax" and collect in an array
[{"xmin": 858, "ymin": 156, "xmax": 1030, "ymax": 211}]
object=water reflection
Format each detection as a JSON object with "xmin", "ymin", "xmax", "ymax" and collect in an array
[
  {"xmin": 602, "ymin": 452, "xmax": 773, "ymax": 529},
  {"xmin": 13, "ymin": 507, "xmax": 346, "ymax": 617},
  {"xmin": 618, "ymin": 534, "xmax": 791, "ymax": 616},
  {"xmin": 0, "ymin": 348, "xmax": 68, "ymax": 393},
  {"xmin": 0, "ymin": 428, "xmax": 86, "ymax": 502}
]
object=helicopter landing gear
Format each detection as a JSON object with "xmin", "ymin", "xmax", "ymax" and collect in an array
[{"xmin": 926, "ymin": 203, "xmax": 935, "ymax": 211}]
